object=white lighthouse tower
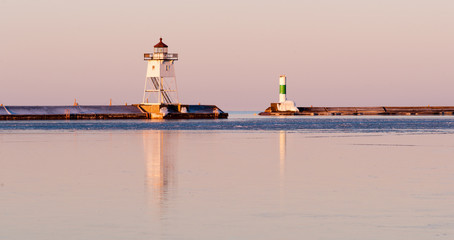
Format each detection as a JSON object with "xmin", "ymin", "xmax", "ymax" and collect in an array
[
  {"xmin": 277, "ymin": 75, "xmax": 298, "ymax": 112},
  {"xmin": 279, "ymin": 75, "xmax": 287, "ymax": 103},
  {"xmin": 142, "ymin": 38, "xmax": 179, "ymax": 105}
]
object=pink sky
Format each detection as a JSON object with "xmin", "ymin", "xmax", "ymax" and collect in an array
[{"xmin": 0, "ymin": 0, "xmax": 453, "ymax": 110}]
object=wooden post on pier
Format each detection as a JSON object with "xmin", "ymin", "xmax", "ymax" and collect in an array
[{"xmin": 65, "ymin": 109, "xmax": 70, "ymax": 119}]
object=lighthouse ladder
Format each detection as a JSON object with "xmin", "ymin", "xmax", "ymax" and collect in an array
[{"xmin": 150, "ymin": 77, "xmax": 172, "ymax": 104}]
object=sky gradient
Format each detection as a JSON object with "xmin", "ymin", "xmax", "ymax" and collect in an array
[{"xmin": 1, "ymin": 0, "xmax": 453, "ymax": 110}]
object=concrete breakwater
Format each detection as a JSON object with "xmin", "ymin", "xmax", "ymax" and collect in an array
[
  {"xmin": 0, "ymin": 104, "xmax": 227, "ymax": 120},
  {"xmin": 259, "ymin": 104, "xmax": 454, "ymax": 116}
]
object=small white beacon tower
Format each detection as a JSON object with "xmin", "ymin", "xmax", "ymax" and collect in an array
[
  {"xmin": 143, "ymin": 38, "xmax": 179, "ymax": 105},
  {"xmin": 279, "ymin": 75, "xmax": 287, "ymax": 103},
  {"xmin": 277, "ymin": 75, "xmax": 298, "ymax": 112}
]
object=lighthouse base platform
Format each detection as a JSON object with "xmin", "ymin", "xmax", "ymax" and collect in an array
[
  {"xmin": 0, "ymin": 104, "xmax": 228, "ymax": 120},
  {"xmin": 138, "ymin": 104, "xmax": 228, "ymax": 119},
  {"xmin": 259, "ymin": 103, "xmax": 454, "ymax": 116}
]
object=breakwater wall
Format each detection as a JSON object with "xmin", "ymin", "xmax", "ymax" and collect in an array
[
  {"xmin": 260, "ymin": 104, "xmax": 454, "ymax": 116},
  {"xmin": 0, "ymin": 104, "xmax": 228, "ymax": 120}
]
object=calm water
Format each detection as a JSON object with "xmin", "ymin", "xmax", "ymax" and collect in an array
[
  {"xmin": 1, "ymin": 113, "xmax": 454, "ymax": 239},
  {"xmin": 1, "ymin": 113, "xmax": 454, "ymax": 132}
]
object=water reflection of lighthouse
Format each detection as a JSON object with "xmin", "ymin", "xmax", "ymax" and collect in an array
[
  {"xmin": 279, "ymin": 131, "xmax": 286, "ymax": 186},
  {"xmin": 143, "ymin": 130, "xmax": 177, "ymax": 210},
  {"xmin": 278, "ymin": 131, "xmax": 287, "ymax": 208}
]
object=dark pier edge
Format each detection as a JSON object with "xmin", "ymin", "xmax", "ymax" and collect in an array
[
  {"xmin": 259, "ymin": 103, "xmax": 454, "ymax": 116},
  {"xmin": 0, "ymin": 114, "xmax": 148, "ymax": 121}
]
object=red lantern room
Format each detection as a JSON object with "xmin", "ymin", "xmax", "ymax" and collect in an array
[{"xmin": 154, "ymin": 38, "xmax": 168, "ymax": 53}]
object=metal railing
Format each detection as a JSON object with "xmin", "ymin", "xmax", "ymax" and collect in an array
[{"xmin": 144, "ymin": 53, "xmax": 178, "ymax": 60}]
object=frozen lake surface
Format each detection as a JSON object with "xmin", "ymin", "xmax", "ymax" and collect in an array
[
  {"xmin": 1, "ymin": 113, "xmax": 454, "ymax": 239},
  {"xmin": 1, "ymin": 113, "xmax": 454, "ymax": 132}
]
